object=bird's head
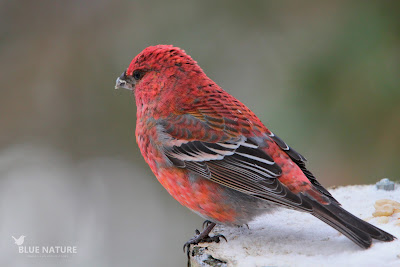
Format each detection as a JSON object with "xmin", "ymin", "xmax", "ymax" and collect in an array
[
  {"xmin": 115, "ymin": 45, "xmax": 202, "ymax": 91},
  {"xmin": 115, "ymin": 45, "xmax": 210, "ymax": 114}
]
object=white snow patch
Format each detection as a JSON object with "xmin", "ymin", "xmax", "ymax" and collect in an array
[{"xmin": 199, "ymin": 184, "xmax": 400, "ymax": 267}]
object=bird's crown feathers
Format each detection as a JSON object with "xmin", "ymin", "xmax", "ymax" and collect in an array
[{"xmin": 127, "ymin": 45, "xmax": 199, "ymax": 76}]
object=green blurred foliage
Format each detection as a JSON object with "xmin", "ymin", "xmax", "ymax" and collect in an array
[{"xmin": 294, "ymin": 1, "xmax": 400, "ymax": 184}]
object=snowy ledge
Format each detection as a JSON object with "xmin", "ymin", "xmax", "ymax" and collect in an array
[{"xmin": 189, "ymin": 183, "xmax": 400, "ymax": 267}]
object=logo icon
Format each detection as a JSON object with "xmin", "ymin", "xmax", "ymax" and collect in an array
[{"xmin": 12, "ymin": 235, "xmax": 26, "ymax": 246}]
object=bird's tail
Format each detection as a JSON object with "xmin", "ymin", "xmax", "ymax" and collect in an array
[
  {"xmin": 12, "ymin": 236, "xmax": 17, "ymax": 242},
  {"xmin": 311, "ymin": 201, "xmax": 396, "ymax": 248}
]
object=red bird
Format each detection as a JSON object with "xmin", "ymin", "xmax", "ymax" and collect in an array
[{"xmin": 115, "ymin": 45, "xmax": 395, "ymax": 253}]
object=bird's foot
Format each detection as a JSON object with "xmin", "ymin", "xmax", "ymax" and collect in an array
[
  {"xmin": 191, "ymin": 230, "xmax": 227, "ymax": 244},
  {"xmin": 183, "ymin": 222, "xmax": 227, "ymax": 258}
]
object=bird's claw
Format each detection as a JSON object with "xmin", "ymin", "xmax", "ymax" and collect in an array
[
  {"xmin": 201, "ymin": 233, "xmax": 227, "ymax": 244},
  {"xmin": 183, "ymin": 226, "xmax": 226, "ymax": 258},
  {"xmin": 202, "ymin": 220, "xmax": 213, "ymax": 229}
]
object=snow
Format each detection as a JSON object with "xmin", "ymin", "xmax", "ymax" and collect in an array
[{"xmin": 192, "ymin": 184, "xmax": 400, "ymax": 267}]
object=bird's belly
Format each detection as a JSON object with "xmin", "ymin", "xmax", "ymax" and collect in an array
[{"xmin": 156, "ymin": 167, "xmax": 276, "ymax": 225}]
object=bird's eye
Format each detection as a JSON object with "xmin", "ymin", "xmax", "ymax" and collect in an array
[{"xmin": 132, "ymin": 70, "xmax": 144, "ymax": 81}]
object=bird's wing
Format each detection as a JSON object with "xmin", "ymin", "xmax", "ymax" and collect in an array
[
  {"xmin": 157, "ymin": 111, "xmax": 329, "ymax": 212},
  {"xmin": 174, "ymin": 93, "xmax": 336, "ymax": 202}
]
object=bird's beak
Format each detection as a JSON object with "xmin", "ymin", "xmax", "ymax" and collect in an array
[{"xmin": 115, "ymin": 72, "xmax": 134, "ymax": 91}]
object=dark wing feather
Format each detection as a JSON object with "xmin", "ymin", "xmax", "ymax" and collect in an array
[
  {"xmin": 268, "ymin": 132, "xmax": 339, "ymax": 204},
  {"xmin": 164, "ymin": 136, "xmax": 313, "ymax": 211}
]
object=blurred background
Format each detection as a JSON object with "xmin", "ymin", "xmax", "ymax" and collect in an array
[{"xmin": 0, "ymin": 1, "xmax": 399, "ymax": 266}]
